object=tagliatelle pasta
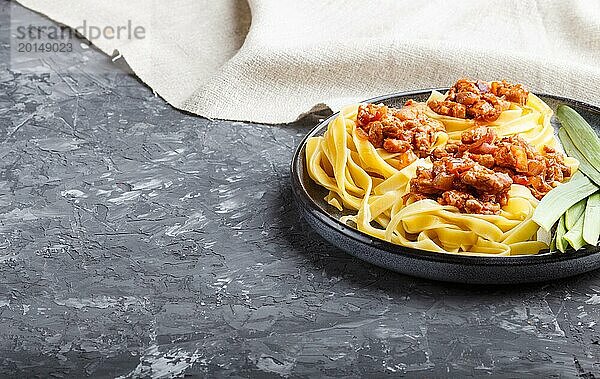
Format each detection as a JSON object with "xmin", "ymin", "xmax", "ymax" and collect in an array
[{"xmin": 306, "ymin": 84, "xmax": 579, "ymax": 256}]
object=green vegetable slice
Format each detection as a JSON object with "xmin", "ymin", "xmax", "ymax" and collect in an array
[
  {"xmin": 563, "ymin": 213, "xmax": 586, "ymax": 251},
  {"xmin": 532, "ymin": 172, "xmax": 598, "ymax": 232},
  {"xmin": 558, "ymin": 128, "xmax": 600, "ymax": 186},
  {"xmin": 583, "ymin": 192, "xmax": 600, "ymax": 246},
  {"xmin": 555, "ymin": 215, "xmax": 568, "ymax": 253},
  {"xmin": 565, "ymin": 198, "xmax": 586, "ymax": 230},
  {"xmin": 557, "ymin": 105, "xmax": 600, "ymax": 170}
]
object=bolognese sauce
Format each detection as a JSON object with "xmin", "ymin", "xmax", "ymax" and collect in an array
[
  {"xmin": 428, "ymin": 79, "xmax": 529, "ymax": 122},
  {"xmin": 356, "ymin": 103, "xmax": 445, "ymax": 157},
  {"xmin": 356, "ymin": 77, "xmax": 569, "ymax": 215},
  {"xmin": 409, "ymin": 126, "xmax": 571, "ymax": 214}
]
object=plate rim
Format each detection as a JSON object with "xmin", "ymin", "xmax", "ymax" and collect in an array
[{"xmin": 291, "ymin": 89, "xmax": 600, "ymax": 267}]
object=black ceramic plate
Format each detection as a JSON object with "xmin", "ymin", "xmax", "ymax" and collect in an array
[{"xmin": 291, "ymin": 90, "xmax": 600, "ymax": 284}]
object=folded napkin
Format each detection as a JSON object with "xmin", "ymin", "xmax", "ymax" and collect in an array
[{"xmin": 16, "ymin": 0, "xmax": 600, "ymax": 123}]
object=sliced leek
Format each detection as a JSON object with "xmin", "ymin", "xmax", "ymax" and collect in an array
[
  {"xmin": 532, "ymin": 172, "xmax": 598, "ymax": 232},
  {"xmin": 565, "ymin": 199, "xmax": 586, "ymax": 230},
  {"xmin": 558, "ymin": 128, "xmax": 600, "ymax": 186},
  {"xmin": 583, "ymin": 192, "xmax": 600, "ymax": 246},
  {"xmin": 557, "ymin": 105, "xmax": 600, "ymax": 170},
  {"xmin": 555, "ymin": 215, "xmax": 568, "ymax": 253},
  {"xmin": 563, "ymin": 213, "xmax": 586, "ymax": 251}
]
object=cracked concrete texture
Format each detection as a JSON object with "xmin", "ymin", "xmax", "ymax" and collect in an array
[{"xmin": 1, "ymin": 1, "xmax": 600, "ymax": 377}]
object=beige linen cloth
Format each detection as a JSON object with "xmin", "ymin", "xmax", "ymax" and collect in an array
[{"xmin": 16, "ymin": 0, "xmax": 600, "ymax": 123}]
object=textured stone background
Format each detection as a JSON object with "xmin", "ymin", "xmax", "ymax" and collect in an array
[{"xmin": 1, "ymin": 1, "xmax": 599, "ymax": 377}]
